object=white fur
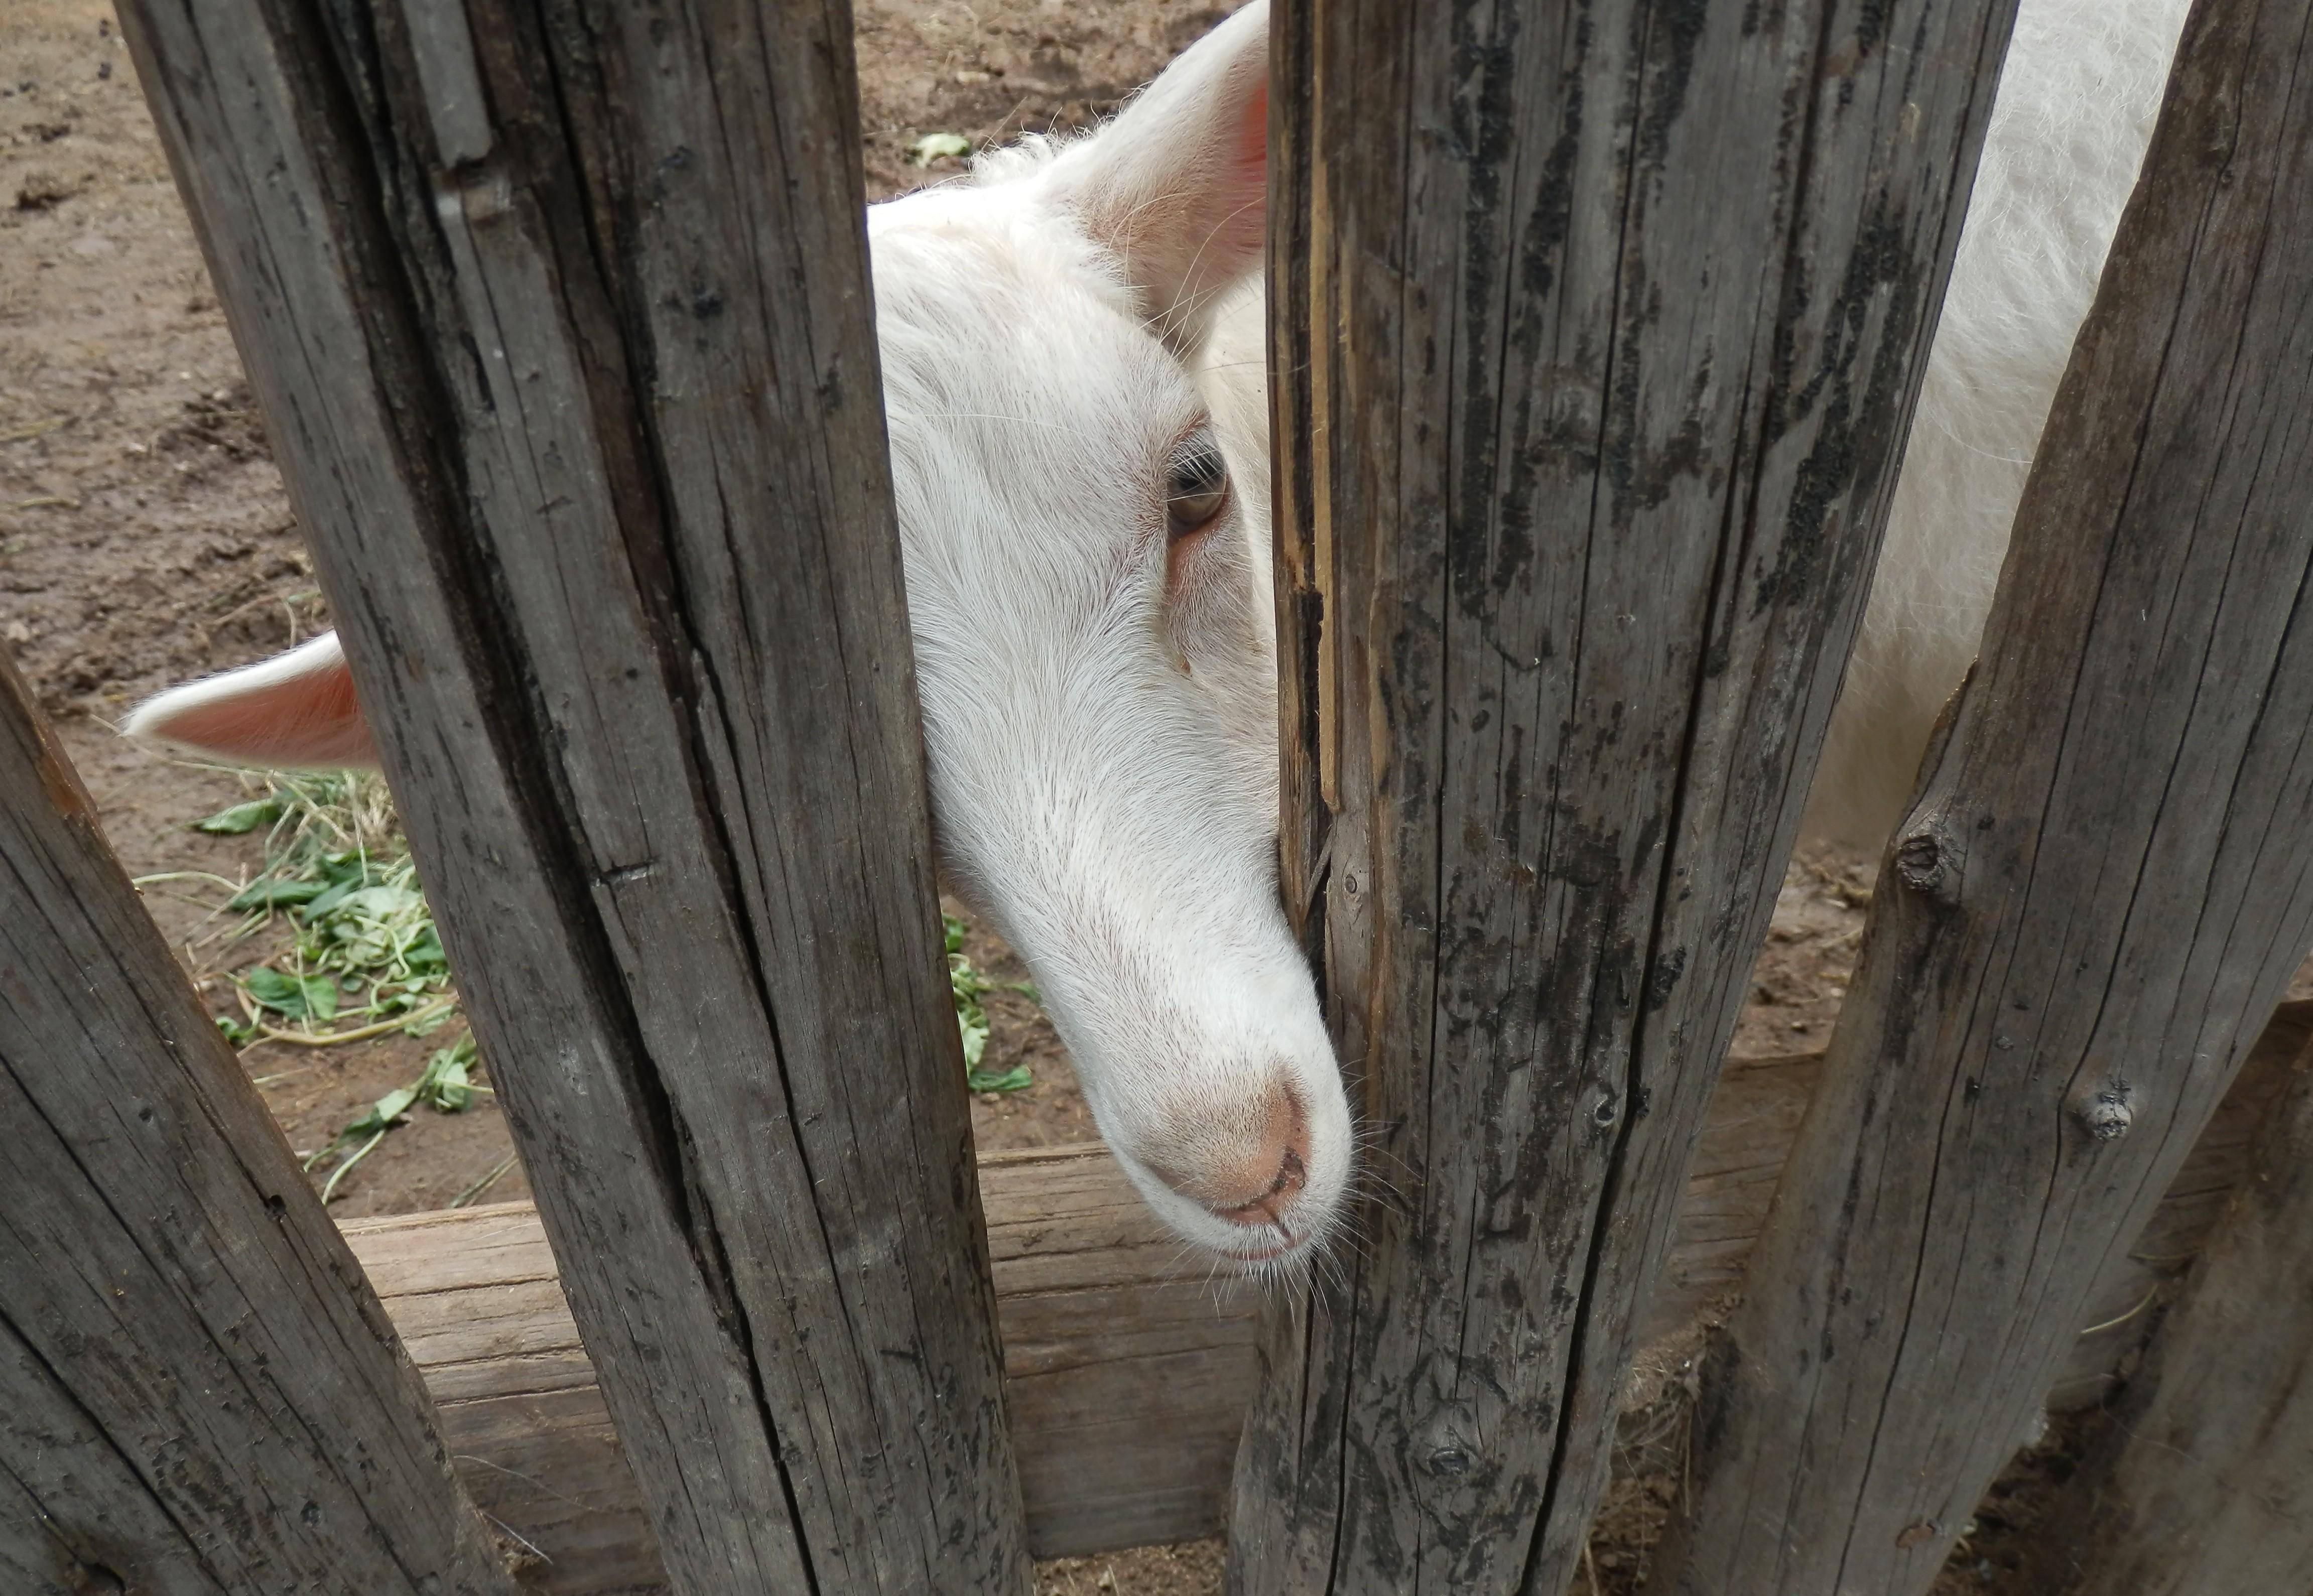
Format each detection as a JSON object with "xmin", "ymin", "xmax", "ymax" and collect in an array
[
  {"xmin": 1804, "ymin": 0, "xmax": 2193, "ymax": 846},
  {"xmin": 124, "ymin": 0, "xmax": 2189, "ymax": 1266},
  {"xmin": 866, "ymin": 193, "xmax": 1351, "ymax": 1260}
]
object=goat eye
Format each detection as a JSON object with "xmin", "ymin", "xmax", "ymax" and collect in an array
[{"xmin": 1166, "ymin": 433, "xmax": 1230, "ymax": 543}]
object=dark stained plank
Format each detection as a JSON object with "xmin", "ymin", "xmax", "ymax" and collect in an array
[
  {"xmin": 0, "ymin": 649, "xmax": 514, "ymax": 1594},
  {"xmin": 112, "ymin": 1, "xmax": 1027, "ymax": 1590},
  {"xmin": 1648, "ymin": 0, "xmax": 2313, "ymax": 1587},
  {"xmin": 1240, "ymin": 0, "xmax": 2021, "ymax": 1588}
]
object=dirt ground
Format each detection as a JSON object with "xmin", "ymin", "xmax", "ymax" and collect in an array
[{"xmin": 0, "ymin": 5, "xmax": 2249, "ymax": 1594}]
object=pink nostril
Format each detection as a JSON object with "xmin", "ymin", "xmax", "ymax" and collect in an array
[
  {"xmin": 1212, "ymin": 1140, "xmax": 1308, "ymax": 1225},
  {"xmin": 1147, "ymin": 1078, "xmax": 1314, "ymax": 1232},
  {"xmin": 1200, "ymin": 1083, "xmax": 1311, "ymax": 1227}
]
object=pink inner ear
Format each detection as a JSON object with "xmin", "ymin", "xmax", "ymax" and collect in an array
[
  {"xmin": 158, "ymin": 659, "xmax": 377, "ymax": 768},
  {"xmin": 1185, "ymin": 73, "xmax": 1268, "ymax": 300},
  {"xmin": 1238, "ymin": 76, "xmax": 1269, "ymax": 178}
]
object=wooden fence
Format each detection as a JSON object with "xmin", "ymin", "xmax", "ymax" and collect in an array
[
  {"xmin": 5, "ymin": 0, "xmax": 2311, "ymax": 1592},
  {"xmin": 1647, "ymin": 0, "xmax": 2313, "ymax": 1586},
  {"xmin": 112, "ymin": 0, "xmax": 1026, "ymax": 1590},
  {"xmin": 0, "ymin": 648, "xmax": 517, "ymax": 1592},
  {"xmin": 327, "ymin": 998, "xmax": 2313, "ymax": 1591},
  {"xmin": 1239, "ymin": 0, "xmax": 2013, "ymax": 1586}
]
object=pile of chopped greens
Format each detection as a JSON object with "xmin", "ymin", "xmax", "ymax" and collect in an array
[
  {"xmin": 161, "ymin": 772, "xmax": 453, "ymax": 1044},
  {"xmin": 135, "ymin": 770, "xmax": 503, "ymax": 1204},
  {"xmin": 159, "ymin": 774, "xmax": 1039, "ymax": 1110}
]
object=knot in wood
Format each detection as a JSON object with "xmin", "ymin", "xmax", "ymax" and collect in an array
[
  {"xmin": 1427, "ymin": 1445, "xmax": 1471, "ymax": 1477},
  {"xmin": 1895, "ymin": 829, "xmax": 1949, "ymax": 894},
  {"xmin": 2076, "ymin": 1084, "xmax": 2134, "ymax": 1142}
]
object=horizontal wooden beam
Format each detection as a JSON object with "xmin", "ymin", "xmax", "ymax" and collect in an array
[{"xmin": 345, "ymin": 1001, "xmax": 2311, "ymax": 1592}]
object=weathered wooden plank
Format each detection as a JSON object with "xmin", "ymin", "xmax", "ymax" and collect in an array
[
  {"xmin": 2028, "ymin": 1036, "xmax": 2313, "ymax": 1594},
  {"xmin": 0, "ymin": 652, "xmax": 512, "ymax": 1592},
  {"xmin": 1645, "ymin": 0, "xmax": 2313, "ymax": 1587},
  {"xmin": 2043, "ymin": 996, "xmax": 2313, "ymax": 1411},
  {"xmin": 437, "ymin": 1383, "xmax": 667, "ymax": 1596},
  {"xmin": 338, "ymin": 1004, "xmax": 2307, "ymax": 1591},
  {"xmin": 113, "ymin": 1, "xmax": 1027, "ymax": 1591},
  {"xmin": 346, "ymin": 1150, "xmax": 1261, "ymax": 1582},
  {"xmin": 1643, "ymin": 1009, "xmax": 2309, "ymax": 1388},
  {"xmin": 981, "ymin": 1155, "xmax": 1260, "ymax": 1555},
  {"xmin": 1239, "ymin": 0, "xmax": 2020, "ymax": 1589}
]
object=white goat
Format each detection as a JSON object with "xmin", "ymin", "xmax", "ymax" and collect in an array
[{"xmin": 125, "ymin": 0, "xmax": 2189, "ymax": 1265}]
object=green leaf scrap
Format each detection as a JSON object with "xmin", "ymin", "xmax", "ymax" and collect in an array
[
  {"xmin": 194, "ymin": 797, "xmax": 283, "ymax": 835},
  {"xmin": 242, "ymin": 966, "xmax": 340, "ymax": 1023},
  {"xmin": 946, "ymin": 911, "xmax": 1034, "ymax": 1094},
  {"xmin": 967, "ymin": 1062, "xmax": 1033, "ymax": 1095},
  {"xmin": 303, "ymin": 1035, "xmax": 481, "ymax": 1202}
]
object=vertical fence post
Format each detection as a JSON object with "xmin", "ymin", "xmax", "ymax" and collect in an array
[
  {"xmin": 1237, "ymin": 2, "xmax": 2016, "ymax": 1590},
  {"xmin": 2025, "ymin": 1038, "xmax": 2313, "ymax": 1596},
  {"xmin": 1645, "ymin": 0, "xmax": 2313, "ymax": 1588},
  {"xmin": 0, "ymin": 652, "xmax": 517, "ymax": 1594},
  {"xmin": 114, "ymin": 2, "xmax": 1030, "ymax": 1591}
]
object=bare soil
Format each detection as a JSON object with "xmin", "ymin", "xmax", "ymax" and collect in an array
[{"xmin": 0, "ymin": 5, "xmax": 2255, "ymax": 1593}]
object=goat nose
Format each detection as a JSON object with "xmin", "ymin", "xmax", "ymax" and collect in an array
[
  {"xmin": 1209, "ymin": 1139, "xmax": 1308, "ymax": 1225},
  {"xmin": 1192, "ymin": 1081, "xmax": 1311, "ymax": 1225}
]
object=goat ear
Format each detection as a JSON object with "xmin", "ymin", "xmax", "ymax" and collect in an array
[
  {"xmin": 1046, "ymin": 1, "xmax": 1268, "ymax": 348},
  {"xmin": 123, "ymin": 631, "xmax": 379, "ymax": 769}
]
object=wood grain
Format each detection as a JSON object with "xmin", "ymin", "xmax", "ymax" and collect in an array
[
  {"xmin": 1243, "ymin": 1, "xmax": 2020, "ymax": 1589},
  {"xmin": 113, "ymin": 1, "xmax": 1027, "ymax": 1590},
  {"xmin": 0, "ymin": 650, "xmax": 513, "ymax": 1593},
  {"xmin": 1647, "ymin": 0, "xmax": 2313, "ymax": 1588},
  {"xmin": 2030, "ymin": 1035, "xmax": 2313, "ymax": 1594},
  {"xmin": 336, "ymin": 1008, "xmax": 2309, "ymax": 1591}
]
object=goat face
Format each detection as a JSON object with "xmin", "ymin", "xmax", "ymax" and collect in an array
[
  {"xmin": 124, "ymin": 2, "xmax": 1358, "ymax": 1268},
  {"xmin": 859, "ymin": 2, "xmax": 1350, "ymax": 1265}
]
